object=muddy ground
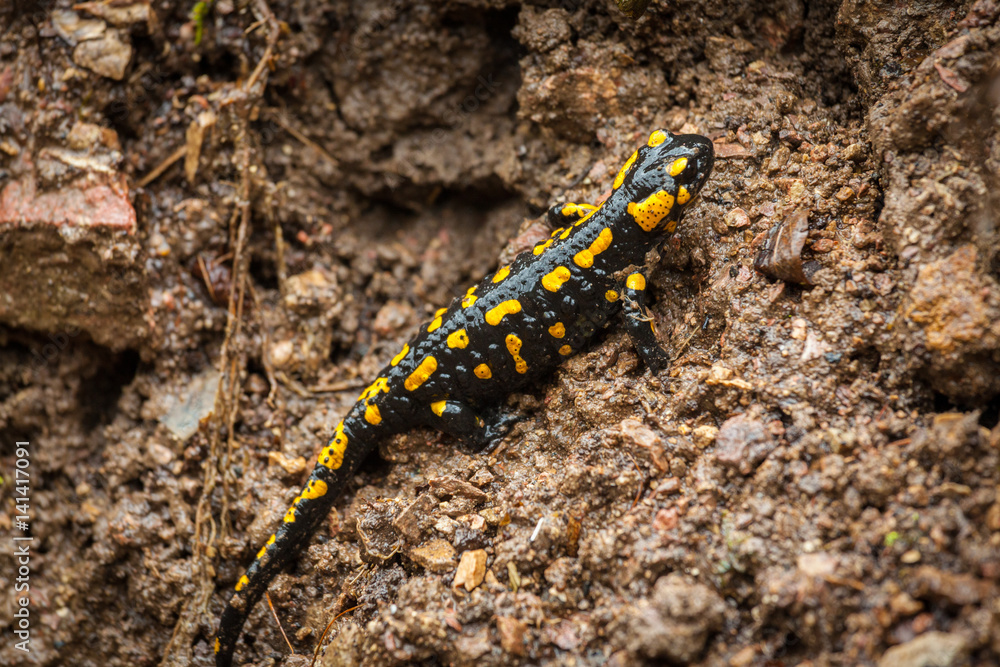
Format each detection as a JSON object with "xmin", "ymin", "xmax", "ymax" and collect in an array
[{"xmin": 1, "ymin": 0, "xmax": 999, "ymax": 665}]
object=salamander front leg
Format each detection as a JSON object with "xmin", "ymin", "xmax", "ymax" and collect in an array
[
  {"xmin": 427, "ymin": 399, "xmax": 521, "ymax": 453},
  {"xmin": 546, "ymin": 202, "xmax": 598, "ymax": 228},
  {"xmin": 622, "ymin": 272, "xmax": 669, "ymax": 374}
]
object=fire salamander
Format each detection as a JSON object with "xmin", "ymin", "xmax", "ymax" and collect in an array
[{"xmin": 214, "ymin": 130, "xmax": 715, "ymax": 665}]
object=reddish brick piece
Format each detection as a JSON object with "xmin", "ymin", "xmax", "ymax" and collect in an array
[{"xmin": 0, "ymin": 173, "xmax": 147, "ymax": 350}]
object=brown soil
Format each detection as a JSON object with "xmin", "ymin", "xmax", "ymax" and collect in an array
[{"xmin": 1, "ymin": 1, "xmax": 999, "ymax": 666}]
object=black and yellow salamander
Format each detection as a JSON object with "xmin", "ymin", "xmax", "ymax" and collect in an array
[{"xmin": 214, "ymin": 129, "xmax": 715, "ymax": 665}]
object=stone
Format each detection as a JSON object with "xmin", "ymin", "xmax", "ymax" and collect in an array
[
  {"xmin": 408, "ymin": 538, "xmax": 456, "ymax": 573},
  {"xmin": 877, "ymin": 631, "xmax": 968, "ymax": 667},
  {"xmin": 625, "ymin": 574, "xmax": 725, "ymax": 663},
  {"xmin": 452, "ymin": 549, "xmax": 487, "ymax": 591}
]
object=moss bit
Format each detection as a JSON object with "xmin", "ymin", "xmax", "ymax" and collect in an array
[{"xmin": 617, "ymin": 0, "xmax": 652, "ymax": 20}]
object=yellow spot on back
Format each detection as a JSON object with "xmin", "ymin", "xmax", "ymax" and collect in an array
[
  {"xmin": 235, "ymin": 575, "xmax": 249, "ymax": 592},
  {"xmin": 474, "ymin": 363, "xmax": 492, "ymax": 379},
  {"xmin": 303, "ymin": 479, "xmax": 329, "ymax": 499},
  {"xmin": 365, "ymin": 403, "xmax": 381, "ymax": 425},
  {"xmin": 505, "ymin": 334, "xmax": 528, "ymax": 374},
  {"xmin": 391, "ymin": 344, "xmax": 409, "ymax": 366},
  {"xmin": 648, "ymin": 130, "xmax": 668, "ymax": 147},
  {"xmin": 559, "ymin": 227, "xmax": 572, "ymax": 240},
  {"xmin": 669, "ymin": 157, "xmax": 688, "ymax": 176},
  {"xmin": 257, "ymin": 533, "xmax": 277, "ymax": 559},
  {"xmin": 405, "ymin": 355, "xmax": 438, "ymax": 391},
  {"xmin": 359, "ymin": 377, "xmax": 389, "ymax": 401},
  {"xmin": 627, "ymin": 190, "xmax": 675, "ymax": 232},
  {"xmin": 551, "ymin": 227, "xmax": 565, "ymax": 238},
  {"xmin": 559, "ymin": 344, "xmax": 572, "ymax": 356},
  {"xmin": 431, "ymin": 400, "xmax": 447, "ymax": 416},
  {"xmin": 428, "ymin": 308, "xmax": 446, "ymax": 332},
  {"xmin": 606, "ymin": 290, "xmax": 619, "ymax": 302},
  {"xmin": 533, "ymin": 238, "xmax": 554, "ymax": 255},
  {"xmin": 573, "ymin": 227, "xmax": 613, "ymax": 268},
  {"xmin": 447, "ymin": 329, "xmax": 469, "ymax": 349},
  {"xmin": 485, "ymin": 300, "xmax": 522, "ymax": 325},
  {"xmin": 663, "ymin": 219, "xmax": 679, "ymax": 234},
  {"xmin": 462, "ymin": 285, "xmax": 478, "ymax": 308},
  {"xmin": 284, "ymin": 505, "xmax": 297, "ymax": 523},
  {"xmin": 590, "ymin": 227, "xmax": 613, "ymax": 254},
  {"xmin": 574, "ymin": 204, "xmax": 600, "ymax": 226},
  {"xmin": 614, "ymin": 150, "xmax": 638, "ymax": 189},
  {"xmin": 677, "ymin": 185, "xmax": 691, "ymax": 204},
  {"xmin": 493, "ymin": 266, "xmax": 510, "ymax": 283},
  {"xmin": 542, "ymin": 266, "xmax": 572, "ymax": 292},
  {"xmin": 215, "ymin": 638, "xmax": 221, "ymax": 654},
  {"xmin": 548, "ymin": 322, "xmax": 565, "ymax": 338},
  {"xmin": 320, "ymin": 421, "xmax": 349, "ymax": 469},
  {"xmin": 626, "ymin": 273, "xmax": 646, "ymax": 291}
]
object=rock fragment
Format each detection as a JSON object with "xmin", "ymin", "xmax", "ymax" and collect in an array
[{"xmin": 625, "ymin": 574, "xmax": 725, "ymax": 663}]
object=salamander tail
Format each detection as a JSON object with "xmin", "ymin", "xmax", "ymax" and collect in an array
[{"xmin": 214, "ymin": 419, "xmax": 366, "ymax": 666}]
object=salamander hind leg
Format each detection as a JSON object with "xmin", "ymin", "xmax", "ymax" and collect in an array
[
  {"xmin": 621, "ymin": 272, "xmax": 670, "ymax": 374},
  {"xmin": 427, "ymin": 399, "xmax": 522, "ymax": 453}
]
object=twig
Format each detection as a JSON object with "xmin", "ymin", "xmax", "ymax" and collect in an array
[
  {"xmin": 310, "ymin": 378, "xmax": 367, "ymax": 393},
  {"xmin": 160, "ymin": 3, "xmax": 283, "ymax": 664},
  {"xmin": 276, "ymin": 370, "xmax": 314, "ymax": 398},
  {"xmin": 266, "ymin": 591, "xmax": 296, "ymax": 655},
  {"xmin": 310, "ymin": 605, "xmax": 361, "ymax": 667},
  {"xmin": 245, "ymin": 0, "xmax": 280, "ymax": 93},
  {"xmin": 137, "ymin": 145, "xmax": 186, "ymax": 188},
  {"xmin": 348, "ymin": 564, "xmax": 369, "ymax": 587},
  {"xmin": 266, "ymin": 109, "xmax": 340, "ymax": 168},
  {"xmin": 626, "ymin": 452, "xmax": 644, "ymax": 512},
  {"xmin": 669, "ymin": 324, "xmax": 699, "ymax": 363},
  {"xmin": 250, "ymin": 285, "xmax": 281, "ymax": 409}
]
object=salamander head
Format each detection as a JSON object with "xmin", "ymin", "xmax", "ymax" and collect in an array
[{"xmin": 612, "ymin": 130, "xmax": 715, "ymax": 234}]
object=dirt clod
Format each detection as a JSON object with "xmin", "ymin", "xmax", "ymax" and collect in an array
[{"xmin": 623, "ymin": 574, "xmax": 726, "ymax": 664}]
